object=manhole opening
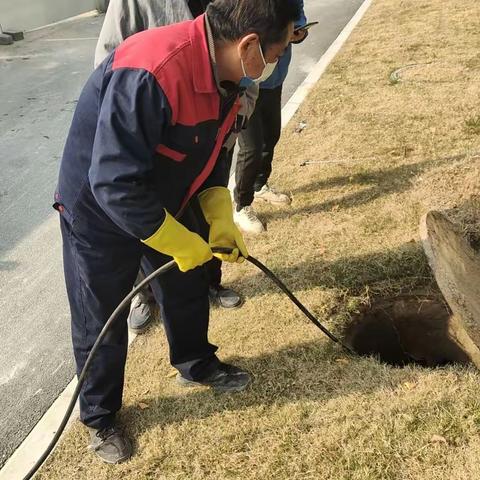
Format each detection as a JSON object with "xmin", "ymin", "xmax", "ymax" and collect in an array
[{"xmin": 344, "ymin": 295, "xmax": 472, "ymax": 367}]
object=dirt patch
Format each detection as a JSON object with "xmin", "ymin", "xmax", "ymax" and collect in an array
[{"xmin": 344, "ymin": 295, "xmax": 471, "ymax": 367}]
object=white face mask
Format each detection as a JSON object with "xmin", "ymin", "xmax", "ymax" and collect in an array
[{"xmin": 240, "ymin": 43, "xmax": 278, "ymax": 86}]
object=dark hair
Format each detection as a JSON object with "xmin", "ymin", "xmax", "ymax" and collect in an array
[{"xmin": 207, "ymin": 0, "xmax": 301, "ymax": 49}]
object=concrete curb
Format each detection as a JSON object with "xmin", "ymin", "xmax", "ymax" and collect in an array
[
  {"xmin": 27, "ymin": 10, "xmax": 98, "ymax": 33},
  {"xmin": 0, "ymin": 333, "xmax": 136, "ymax": 480},
  {"xmin": 0, "ymin": 0, "xmax": 373, "ymax": 477},
  {"xmin": 0, "ymin": 379, "xmax": 78, "ymax": 480}
]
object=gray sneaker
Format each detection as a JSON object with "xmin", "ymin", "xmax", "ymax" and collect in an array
[
  {"xmin": 127, "ymin": 291, "xmax": 154, "ymax": 334},
  {"xmin": 88, "ymin": 425, "xmax": 132, "ymax": 464},
  {"xmin": 177, "ymin": 363, "xmax": 251, "ymax": 392},
  {"xmin": 209, "ymin": 286, "xmax": 242, "ymax": 309}
]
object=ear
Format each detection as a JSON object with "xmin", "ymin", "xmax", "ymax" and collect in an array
[{"xmin": 237, "ymin": 33, "xmax": 260, "ymax": 61}]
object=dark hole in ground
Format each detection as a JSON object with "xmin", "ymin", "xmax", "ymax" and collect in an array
[{"xmin": 344, "ymin": 295, "xmax": 471, "ymax": 367}]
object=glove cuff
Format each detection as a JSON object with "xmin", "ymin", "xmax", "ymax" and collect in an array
[
  {"xmin": 198, "ymin": 187, "xmax": 233, "ymax": 224},
  {"xmin": 142, "ymin": 210, "xmax": 191, "ymax": 256}
]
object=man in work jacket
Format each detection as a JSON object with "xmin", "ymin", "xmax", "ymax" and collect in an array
[
  {"xmin": 55, "ymin": 0, "xmax": 300, "ymax": 464},
  {"xmin": 94, "ymin": 0, "xmax": 258, "ymax": 334}
]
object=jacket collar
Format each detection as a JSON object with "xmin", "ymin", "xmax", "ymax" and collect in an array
[{"xmin": 189, "ymin": 14, "xmax": 217, "ymax": 94}]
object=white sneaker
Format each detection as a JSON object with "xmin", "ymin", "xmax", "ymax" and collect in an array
[
  {"xmin": 254, "ymin": 184, "xmax": 291, "ymax": 205},
  {"xmin": 234, "ymin": 206, "xmax": 265, "ymax": 234}
]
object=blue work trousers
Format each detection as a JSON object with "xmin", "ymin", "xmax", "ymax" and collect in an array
[{"xmin": 60, "ymin": 196, "xmax": 219, "ymax": 429}]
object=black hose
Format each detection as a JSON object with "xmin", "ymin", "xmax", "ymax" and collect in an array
[
  {"xmin": 23, "ymin": 249, "xmax": 351, "ymax": 479},
  {"xmin": 244, "ymin": 255, "xmax": 354, "ymax": 354}
]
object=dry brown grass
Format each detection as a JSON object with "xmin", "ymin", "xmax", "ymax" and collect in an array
[{"xmin": 37, "ymin": 0, "xmax": 480, "ymax": 478}]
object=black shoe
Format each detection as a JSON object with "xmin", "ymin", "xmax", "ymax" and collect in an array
[
  {"xmin": 209, "ymin": 286, "xmax": 242, "ymax": 309},
  {"xmin": 127, "ymin": 292, "xmax": 154, "ymax": 334},
  {"xmin": 88, "ymin": 425, "xmax": 132, "ymax": 464},
  {"xmin": 177, "ymin": 362, "xmax": 251, "ymax": 392}
]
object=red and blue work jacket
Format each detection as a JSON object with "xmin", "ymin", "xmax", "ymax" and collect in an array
[{"xmin": 55, "ymin": 14, "xmax": 240, "ymax": 240}]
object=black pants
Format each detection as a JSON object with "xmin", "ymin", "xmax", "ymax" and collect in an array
[
  {"xmin": 234, "ymin": 85, "xmax": 282, "ymax": 209},
  {"xmin": 61, "ymin": 200, "xmax": 219, "ymax": 429}
]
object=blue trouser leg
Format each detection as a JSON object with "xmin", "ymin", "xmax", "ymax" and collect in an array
[
  {"xmin": 61, "ymin": 201, "xmax": 219, "ymax": 428},
  {"xmin": 60, "ymin": 213, "xmax": 141, "ymax": 429}
]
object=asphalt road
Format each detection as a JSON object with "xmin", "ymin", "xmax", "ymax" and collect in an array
[{"xmin": 0, "ymin": 0, "xmax": 364, "ymax": 468}]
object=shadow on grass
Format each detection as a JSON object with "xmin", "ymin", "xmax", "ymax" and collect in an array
[
  {"xmin": 121, "ymin": 339, "xmax": 422, "ymax": 447},
  {"xmin": 268, "ymin": 152, "xmax": 469, "ymax": 222},
  {"xmin": 231, "ymin": 241, "xmax": 433, "ymax": 299},
  {"xmin": 289, "ymin": 159, "xmax": 425, "ymax": 195}
]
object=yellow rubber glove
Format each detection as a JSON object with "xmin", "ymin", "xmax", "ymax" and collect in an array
[
  {"xmin": 142, "ymin": 210, "xmax": 213, "ymax": 272},
  {"xmin": 198, "ymin": 186, "xmax": 249, "ymax": 263}
]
